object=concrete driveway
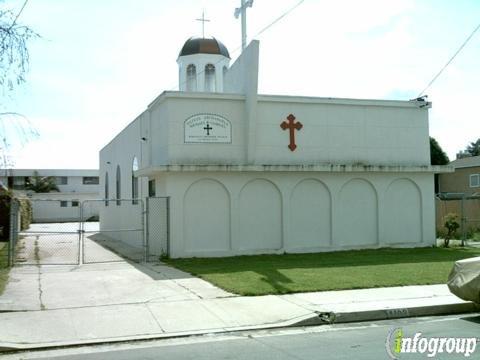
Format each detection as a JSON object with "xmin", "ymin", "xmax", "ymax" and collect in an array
[{"xmin": 2, "ymin": 222, "xmax": 232, "ymax": 312}]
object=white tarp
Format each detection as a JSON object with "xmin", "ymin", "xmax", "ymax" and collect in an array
[{"xmin": 447, "ymin": 256, "xmax": 480, "ymax": 303}]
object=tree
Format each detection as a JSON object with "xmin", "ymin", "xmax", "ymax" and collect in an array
[
  {"xmin": 430, "ymin": 137, "xmax": 449, "ymax": 165},
  {"xmin": 1, "ymin": 1, "xmax": 38, "ymax": 92},
  {"xmin": 465, "ymin": 138, "xmax": 480, "ymax": 157},
  {"xmin": 1, "ymin": 1, "xmax": 39, "ymax": 169},
  {"xmin": 25, "ymin": 171, "xmax": 59, "ymax": 193}
]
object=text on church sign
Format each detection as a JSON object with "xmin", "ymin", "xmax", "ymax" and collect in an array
[{"xmin": 184, "ymin": 113, "xmax": 232, "ymax": 144}]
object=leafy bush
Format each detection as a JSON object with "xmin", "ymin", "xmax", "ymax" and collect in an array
[
  {"xmin": 18, "ymin": 198, "xmax": 32, "ymax": 230},
  {"xmin": 0, "ymin": 194, "xmax": 32, "ymax": 240},
  {"xmin": 443, "ymin": 213, "xmax": 460, "ymax": 248}
]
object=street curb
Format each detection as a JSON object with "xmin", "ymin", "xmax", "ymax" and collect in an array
[
  {"xmin": 291, "ymin": 302, "xmax": 480, "ymax": 326},
  {"xmin": 0, "ymin": 302, "xmax": 478, "ymax": 354}
]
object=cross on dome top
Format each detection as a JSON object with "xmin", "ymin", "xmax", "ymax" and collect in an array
[{"xmin": 195, "ymin": 10, "xmax": 210, "ymax": 38}]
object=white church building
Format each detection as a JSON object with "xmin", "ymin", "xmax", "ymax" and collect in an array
[{"xmin": 99, "ymin": 36, "xmax": 445, "ymax": 258}]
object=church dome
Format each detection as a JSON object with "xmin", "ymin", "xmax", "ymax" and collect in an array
[{"xmin": 179, "ymin": 37, "xmax": 230, "ymax": 59}]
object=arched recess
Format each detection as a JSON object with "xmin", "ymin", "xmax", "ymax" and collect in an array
[
  {"xmin": 116, "ymin": 165, "xmax": 121, "ymax": 206},
  {"xmin": 337, "ymin": 178, "xmax": 378, "ymax": 246},
  {"xmin": 184, "ymin": 179, "xmax": 230, "ymax": 252},
  {"xmin": 104, "ymin": 172, "xmax": 109, "ymax": 206},
  {"xmin": 384, "ymin": 178, "xmax": 422, "ymax": 244},
  {"xmin": 186, "ymin": 64, "xmax": 197, "ymax": 91},
  {"xmin": 205, "ymin": 64, "xmax": 216, "ymax": 92},
  {"xmin": 239, "ymin": 179, "xmax": 282, "ymax": 251},
  {"xmin": 290, "ymin": 179, "xmax": 331, "ymax": 248},
  {"xmin": 132, "ymin": 156, "xmax": 139, "ymax": 205}
]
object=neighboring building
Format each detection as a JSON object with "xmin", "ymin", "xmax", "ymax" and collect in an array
[
  {"xmin": 0, "ymin": 169, "xmax": 100, "ymax": 222},
  {"xmin": 100, "ymin": 37, "xmax": 448, "ymax": 258},
  {"xmin": 438, "ymin": 156, "xmax": 480, "ymax": 196}
]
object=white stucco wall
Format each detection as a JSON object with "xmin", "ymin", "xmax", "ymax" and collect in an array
[
  {"xmin": 177, "ymin": 53, "xmax": 230, "ymax": 92},
  {"xmin": 98, "ymin": 39, "xmax": 438, "ymax": 259},
  {"xmin": 29, "ymin": 193, "xmax": 99, "ymax": 223},
  {"xmin": 254, "ymin": 98, "xmax": 430, "ymax": 166},
  {"xmin": 0, "ymin": 169, "xmax": 100, "ymax": 194},
  {"xmin": 149, "ymin": 170, "xmax": 435, "ymax": 258},
  {"xmin": 99, "ymin": 116, "xmax": 147, "ymax": 249}
]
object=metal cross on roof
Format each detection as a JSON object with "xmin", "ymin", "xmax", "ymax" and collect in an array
[
  {"xmin": 196, "ymin": 10, "xmax": 210, "ymax": 38},
  {"xmin": 234, "ymin": 0, "xmax": 254, "ymax": 51}
]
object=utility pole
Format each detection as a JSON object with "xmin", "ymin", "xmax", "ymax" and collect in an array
[{"xmin": 234, "ymin": 0, "xmax": 254, "ymax": 51}]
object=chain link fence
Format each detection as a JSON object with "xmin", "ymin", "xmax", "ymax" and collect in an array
[
  {"xmin": 436, "ymin": 193, "xmax": 480, "ymax": 243},
  {"xmin": 6, "ymin": 197, "xmax": 170, "ymax": 266},
  {"xmin": 85, "ymin": 198, "xmax": 145, "ymax": 263},
  {"xmin": 17, "ymin": 199, "xmax": 81, "ymax": 265},
  {"xmin": 146, "ymin": 197, "xmax": 170, "ymax": 260}
]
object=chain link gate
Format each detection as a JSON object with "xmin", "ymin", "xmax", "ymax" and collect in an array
[
  {"xmin": 9, "ymin": 197, "xmax": 170, "ymax": 266},
  {"xmin": 81, "ymin": 199, "xmax": 146, "ymax": 263},
  {"xmin": 16, "ymin": 199, "xmax": 81, "ymax": 265}
]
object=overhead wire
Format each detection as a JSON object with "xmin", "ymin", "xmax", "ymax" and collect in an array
[{"xmin": 417, "ymin": 21, "xmax": 480, "ymax": 97}]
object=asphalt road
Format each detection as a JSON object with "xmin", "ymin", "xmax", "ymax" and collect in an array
[{"xmin": 9, "ymin": 314, "xmax": 480, "ymax": 360}]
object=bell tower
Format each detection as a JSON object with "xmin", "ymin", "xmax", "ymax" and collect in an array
[{"xmin": 177, "ymin": 37, "xmax": 230, "ymax": 93}]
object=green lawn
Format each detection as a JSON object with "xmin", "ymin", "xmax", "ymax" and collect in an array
[
  {"xmin": 0, "ymin": 242, "xmax": 9, "ymax": 295},
  {"xmin": 165, "ymin": 247, "xmax": 480, "ymax": 296}
]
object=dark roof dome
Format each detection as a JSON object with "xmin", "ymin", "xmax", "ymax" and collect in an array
[{"xmin": 179, "ymin": 37, "xmax": 230, "ymax": 58}]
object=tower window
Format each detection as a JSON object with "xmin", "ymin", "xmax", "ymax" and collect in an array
[
  {"xmin": 186, "ymin": 64, "xmax": 197, "ymax": 91},
  {"xmin": 205, "ymin": 64, "xmax": 216, "ymax": 92}
]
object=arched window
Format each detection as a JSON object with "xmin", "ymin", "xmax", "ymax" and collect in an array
[
  {"xmin": 116, "ymin": 165, "xmax": 121, "ymax": 206},
  {"xmin": 186, "ymin": 64, "xmax": 197, "ymax": 91},
  {"xmin": 205, "ymin": 64, "xmax": 216, "ymax": 92},
  {"xmin": 223, "ymin": 66, "xmax": 227, "ymax": 79},
  {"xmin": 132, "ymin": 157, "xmax": 139, "ymax": 205},
  {"xmin": 104, "ymin": 172, "xmax": 109, "ymax": 207}
]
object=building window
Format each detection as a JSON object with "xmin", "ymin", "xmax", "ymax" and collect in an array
[
  {"xmin": 148, "ymin": 179, "xmax": 156, "ymax": 197},
  {"xmin": 205, "ymin": 64, "xmax": 216, "ymax": 92},
  {"xmin": 12, "ymin": 176, "xmax": 28, "ymax": 190},
  {"xmin": 132, "ymin": 157, "xmax": 139, "ymax": 204},
  {"xmin": 470, "ymin": 174, "xmax": 480, "ymax": 188},
  {"xmin": 60, "ymin": 201, "xmax": 68, "ymax": 207},
  {"xmin": 55, "ymin": 176, "xmax": 68, "ymax": 185},
  {"xmin": 186, "ymin": 64, "xmax": 197, "ymax": 91},
  {"xmin": 83, "ymin": 176, "xmax": 99, "ymax": 185},
  {"xmin": 116, "ymin": 165, "xmax": 121, "ymax": 206},
  {"xmin": 71, "ymin": 200, "xmax": 79, "ymax": 207}
]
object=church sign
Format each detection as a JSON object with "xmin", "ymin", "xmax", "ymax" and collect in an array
[{"xmin": 184, "ymin": 113, "xmax": 232, "ymax": 144}]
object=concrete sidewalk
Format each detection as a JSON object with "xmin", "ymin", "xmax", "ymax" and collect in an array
[{"xmin": 0, "ymin": 259, "xmax": 478, "ymax": 351}]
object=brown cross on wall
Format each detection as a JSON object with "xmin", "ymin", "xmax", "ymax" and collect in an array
[{"xmin": 280, "ymin": 114, "xmax": 303, "ymax": 151}]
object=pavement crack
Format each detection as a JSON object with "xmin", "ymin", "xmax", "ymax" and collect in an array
[
  {"xmin": 145, "ymin": 303, "xmax": 165, "ymax": 333},
  {"xmin": 34, "ymin": 237, "xmax": 46, "ymax": 311}
]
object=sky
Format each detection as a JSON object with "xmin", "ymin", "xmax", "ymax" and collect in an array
[{"xmin": 1, "ymin": 0, "xmax": 479, "ymax": 169}]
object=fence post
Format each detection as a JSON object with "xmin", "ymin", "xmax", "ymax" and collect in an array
[
  {"xmin": 8, "ymin": 199, "xmax": 19, "ymax": 267},
  {"xmin": 461, "ymin": 194, "xmax": 466, "ymax": 247},
  {"xmin": 142, "ymin": 199, "xmax": 147, "ymax": 263},
  {"xmin": 145, "ymin": 197, "xmax": 151, "ymax": 263},
  {"xmin": 166, "ymin": 196, "xmax": 170, "ymax": 257}
]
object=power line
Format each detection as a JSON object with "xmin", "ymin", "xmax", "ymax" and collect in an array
[
  {"xmin": 417, "ymin": 21, "xmax": 480, "ymax": 97},
  {"xmin": 254, "ymin": 0, "xmax": 305, "ymax": 38}
]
